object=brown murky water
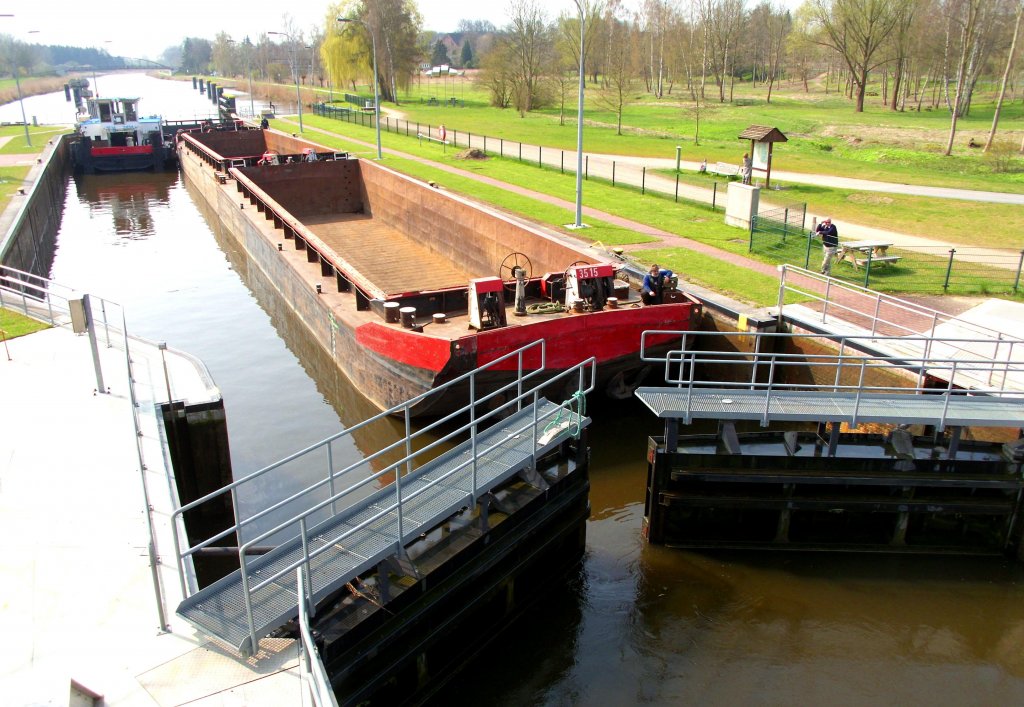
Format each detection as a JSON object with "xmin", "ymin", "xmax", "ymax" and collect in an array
[{"xmin": 44, "ymin": 74, "xmax": 1024, "ymax": 706}]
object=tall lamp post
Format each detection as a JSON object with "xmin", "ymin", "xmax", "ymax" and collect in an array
[
  {"xmin": 337, "ymin": 16, "xmax": 382, "ymax": 159},
  {"xmin": 571, "ymin": 0, "xmax": 586, "ymax": 229},
  {"xmin": 268, "ymin": 31, "xmax": 303, "ymax": 133}
]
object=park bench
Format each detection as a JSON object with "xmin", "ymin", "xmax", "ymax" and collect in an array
[{"xmin": 709, "ymin": 162, "xmax": 739, "ymax": 177}]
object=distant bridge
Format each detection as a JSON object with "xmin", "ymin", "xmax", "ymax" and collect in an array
[{"xmin": 81, "ymin": 58, "xmax": 175, "ymax": 71}]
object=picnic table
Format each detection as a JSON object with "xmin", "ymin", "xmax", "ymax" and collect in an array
[{"xmin": 839, "ymin": 240, "xmax": 900, "ymax": 269}]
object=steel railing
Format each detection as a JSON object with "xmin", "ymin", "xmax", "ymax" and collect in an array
[
  {"xmin": 172, "ymin": 339, "xmax": 596, "ymax": 649},
  {"xmin": 641, "ymin": 329, "xmax": 1024, "ymax": 425},
  {"xmin": 297, "ymin": 567, "xmax": 338, "ymax": 707},
  {"xmin": 777, "ymin": 265, "xmax": 1024, "ymax": 368}
]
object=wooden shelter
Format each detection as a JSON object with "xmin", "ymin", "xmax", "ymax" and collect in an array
[{"xmin": 738, "ymin": 125, "xmax": 787, "ymax": 188}]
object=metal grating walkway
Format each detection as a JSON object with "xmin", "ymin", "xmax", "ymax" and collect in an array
[
  {"xmin": 177, "ymin": 397, "xmax": 589, "ymax": 655},
  {"xmin": 636, "ymin": 387, "xmax": 1024, "ymax": 428}
]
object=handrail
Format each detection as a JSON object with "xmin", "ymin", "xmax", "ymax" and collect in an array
[
  {"xmin": 777, "ymin": 265, "xmax": 1024, "ymax": 353},
  {"xmin": 296, "ymin": 567, "xmax": 339, "ymax": 707}
]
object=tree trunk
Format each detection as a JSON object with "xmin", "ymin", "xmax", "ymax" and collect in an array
[{"xmin": 984, "ymin": 1, "xmax": 1022, "ymax": 151}]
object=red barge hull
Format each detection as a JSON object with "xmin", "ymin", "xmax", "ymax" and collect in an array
[{"xmin": 178, "ymin": 128, "xmax": 701, "ymax": 415}]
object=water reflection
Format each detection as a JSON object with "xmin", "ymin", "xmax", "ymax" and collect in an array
[{"xmin": 74, "ymin": 173, "xmax": 170, "ymax": 240}]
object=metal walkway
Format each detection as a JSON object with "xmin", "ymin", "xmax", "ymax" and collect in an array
[
  {"xmin": 636, "ymin": 387, "xmax": 1024, "ymax": 429},
  {"xmin": 775, "ymin": 266, "xmax": 1024, "ymax": 394},
  {"xmin": 638, "ymin": 330, "xmax": 1024, "ymax": 430},
  {"xmin": 173, "ymin": 341, "xmax": 594, "ymax": 656}
]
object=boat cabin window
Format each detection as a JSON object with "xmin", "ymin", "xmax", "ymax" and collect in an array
[
  {"xmin": 124, "ymin": 102, "xmax": 137, "ymax": 121},
  {"xmin": 98, "ymin": 102, "xmax": 112, "ymax": 122}
]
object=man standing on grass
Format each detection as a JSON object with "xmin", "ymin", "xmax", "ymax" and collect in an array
[{"xmin": 816, "ymin": 217, "xmax": 839, "ymax": 276}]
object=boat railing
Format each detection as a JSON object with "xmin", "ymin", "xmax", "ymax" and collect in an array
[
  {"xmin": 171, "ymin": 339, "xmax": 597, "ymax": 602},
  {"xmin": 777, "ymin": 265, "xmax": 1024, "ymax": 365},
  {"xmin": 640, "ymin": 329, "xmax": 1024, "ymax": 427}
]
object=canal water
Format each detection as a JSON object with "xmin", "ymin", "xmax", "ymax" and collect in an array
[{"xmin": 27, "ymin": 74, "xmax": 1024, "ymax": 704}]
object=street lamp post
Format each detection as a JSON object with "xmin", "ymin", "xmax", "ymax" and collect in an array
[
  {"xmin": 338, "ymin": 17, "xmax": 382, "ymax": 159},
  {"xmin": 571, "ymin": 0, "xmax": 586, "ymax": 229},
  {"xmin": 269, "ymin": 31, "xmax": 303, "ymax": 133}
]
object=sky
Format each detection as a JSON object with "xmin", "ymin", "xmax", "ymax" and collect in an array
[
  {"xmin": 9, "ymin": 0, "xmax": 804, "ymax": 63},
  {"xmin": 5, "ymin": 1, "xmax": 525, "ymax": 62}
]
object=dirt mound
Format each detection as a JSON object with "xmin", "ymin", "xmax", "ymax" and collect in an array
[{"xmin": 456, "ymin": 148, "xmax": 488, "ymax": 160}]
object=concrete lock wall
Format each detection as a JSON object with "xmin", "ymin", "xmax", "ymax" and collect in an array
[{"xmin": 0, "ymin": 136, "xmax": 72, "ymax": 275}]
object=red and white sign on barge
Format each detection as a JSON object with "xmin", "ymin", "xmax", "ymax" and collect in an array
[{"xmin": 177, "ymin": 127, "xmax": 702, "ymax": 415}]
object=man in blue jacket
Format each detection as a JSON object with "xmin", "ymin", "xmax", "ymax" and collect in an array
[
  {"xmin": 641, "ymin": 264, "xmax": 673, "ymax": 305},
  {"xmin": 815, "ymin": 217, "xmax": 839, "ymax": 276}
]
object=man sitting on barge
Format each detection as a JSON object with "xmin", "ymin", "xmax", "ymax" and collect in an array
[{"xmin": 641, "ymin": 264, "xmax": 673, "ymax": 305}]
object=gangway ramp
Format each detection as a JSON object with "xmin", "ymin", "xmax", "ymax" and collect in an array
[{"xmin": 173, "ymin": 341, "xmax": 594, "ymax": 657}]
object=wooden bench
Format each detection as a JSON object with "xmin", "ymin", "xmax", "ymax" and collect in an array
[
  {"xmin": 854, "ymin": 255, "xmax": 901, "ymax": 268},
  {"xmin": 709, "ymin": 162, "xmax": 739, "ymax": 178}
]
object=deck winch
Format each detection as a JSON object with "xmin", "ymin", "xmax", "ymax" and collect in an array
[
  {"xmin": 469, "ymin": 276, "xmax": 507, "ymax": 330},
  {"xmin": 564, "ymin": 263, "xmax": 614, "ymax": 312}
]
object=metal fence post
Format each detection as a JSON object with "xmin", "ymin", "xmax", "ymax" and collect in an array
[
  {"xmin": 863, "ymin": 251, "xmax": 873, "ymax": 288},
  {"xmin": 612, "ymin": 161, "xmax": 616, "ymax": 187},
  {"xmin": 585, "ymin": 155, "xmax": 589, "ymax": 180},
  {"xmin": 782, "ymin": 207, "xmax": 788, "ymax": 241},
  {"xmin": 500, "ymin": 138, "xmax": 503, "ymax": 157},
  {"xmin": 675, "ymin": 173, "xmax": 679, "ymax": 202},
  {"xmin": 712, "ymin": 182, "xmax": 717, "ymax": 211},
  {"xmin": 1015, "ymin": 249, "xmax": 1024, "ymax": 294},
  {"xmin": 943, "ymin": 249, "xmax": 956, "ymax": 291},
  {"xmin": 804, "ymin": 231, "xmax": 813, "ymax": 270},
  {"xmin": 561, "ymin": 151, "xmax": 564, "ymax": 174},
  {"xmin": 538, "ymin": 145, "xmax": 542, "ymax": 168},
  {"xmin": 642, "ymin": 166, "xmax": 646, "ymax": 194},
  {"xmin": 519, "ymin": 142, "xmax": 522, "ymax": 161}
]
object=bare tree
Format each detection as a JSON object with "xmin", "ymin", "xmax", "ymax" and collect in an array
[
  {"xmin": 597, "ymin": 3, "xmax": 639, "ymax": 134},
  {"xmin": 506, "ymin": 0, "xmax": 551, "ymax": 113},
  {"xmin": 942, "ymin": 0, "xmax": 985, "ymax": 154},
  {"xmin": 985, "ymin": 0, "xmax": 1023, "ymax": 151},
  {"xmin": 812, "ymin": 0, "xmax": 900, "ymax": 112}
]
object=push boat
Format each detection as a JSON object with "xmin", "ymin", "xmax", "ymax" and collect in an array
[
  {"xmin": 70, "ymin": 94, "xmax": 172, "ymax": 174},
  {"xmin": 176, "ymin": 126, "xmax": 702, "ymax": 415}
]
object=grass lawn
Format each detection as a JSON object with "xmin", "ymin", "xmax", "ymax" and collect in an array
[
  {"xmin": 0, "ymin": 309, "xmax": 48, "ymax": 339},
  {"xmin": 0, "ymin": 125, "xmax": 70, "ymax": 154},
  {"xmin": 373, "ymin": 75, "xmax": 1024, "ymax": 197}
]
